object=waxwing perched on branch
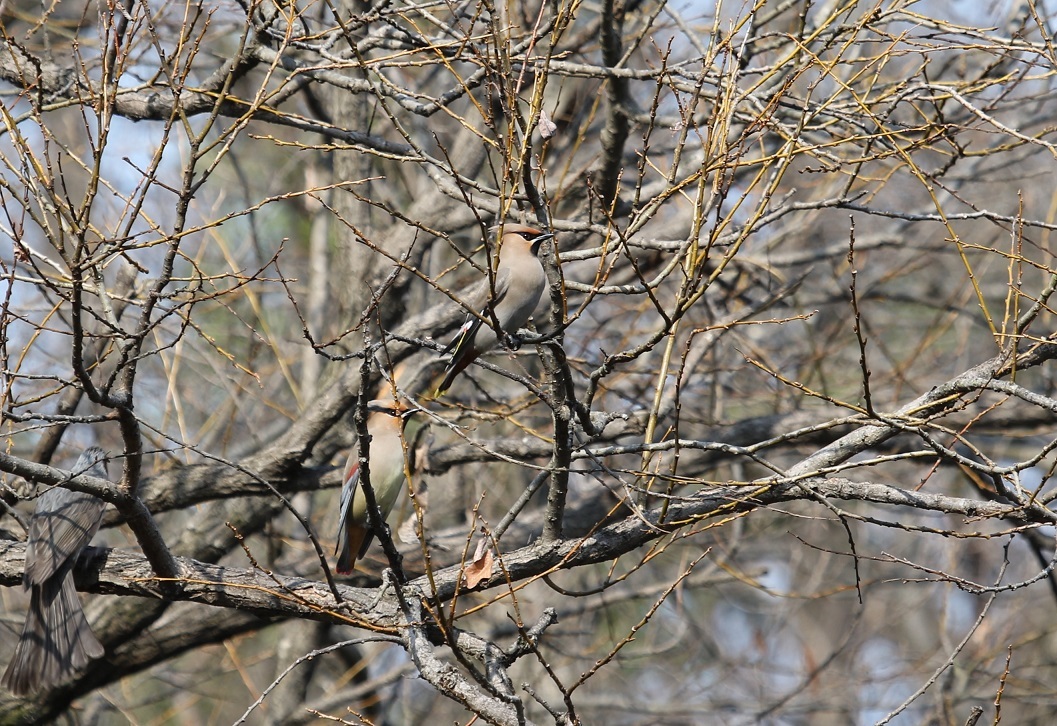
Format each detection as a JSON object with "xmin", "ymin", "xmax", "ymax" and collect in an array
[
  {"xmin": 3, "ymin": 447, "xmax": 108, "ymax": 695},
  {"xmin": 336, "ymin": 399, "xmax": 419, "ymax": 574},
  {"xmin": 435, "ymin": 224, "xmax": 554, "ymax": 395}
]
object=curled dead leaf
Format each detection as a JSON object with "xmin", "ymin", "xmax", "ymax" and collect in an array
[{"xmin": 463, "ymin": 537, "xmax": 494, "ymax": 589}]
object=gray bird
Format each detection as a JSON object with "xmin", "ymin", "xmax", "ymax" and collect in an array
[
  {"xmin": 336, "ymin": 399, "xmax": 420, "ymax": 574},
  {"xmin": 2, "ymin": 447, "xmax": 108, "ymax": 695},
  {"xmin": 436, "ymin": 224, "xmax": 554, "ymax": 394}
]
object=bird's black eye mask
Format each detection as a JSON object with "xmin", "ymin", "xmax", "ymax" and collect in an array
[
  {"xmin": 365, "ymin": 402, "xmax": 416, "ymax": 419},
  {"xmin": 530, "ymin": 232, "xmax": 555, "ymax": 253}
]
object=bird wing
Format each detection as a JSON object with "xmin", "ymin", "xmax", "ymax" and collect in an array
[
  {"xmin": 24, "ymin": 488, "xmax": 105, "ymax": 586},
  {"xmin": 440, "ymin": 314, "xmax": 483, "ymax": 361},
  {"xmin": 489, "ymin": 265, "xmax": 512, "ymax": 308},
  {"xmin": 336, "ymin": 459, "xmax": 374, "ymax": 573},
  {"xmin": 24, "ymin": 447, "xmax": 108, "ymax": 586},
  {"xmin": 441, "ymin": 265, "xmax": 511, "ymax": 356},
  {"xmin": 336, "ymin": 458, "xmax": 360, "ymax": 550}
]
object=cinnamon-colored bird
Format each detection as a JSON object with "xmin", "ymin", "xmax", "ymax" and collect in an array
[
  {"xmin": 3, "ymin": 447, "xmax": 108, "ymax": 695},
  {"xmin": 436, "ymin": 224, "xmax": 554, "ymax": 395},
  {"xmin": 336, "ymin": 399, "xmax": 419, "ymax": 574}
]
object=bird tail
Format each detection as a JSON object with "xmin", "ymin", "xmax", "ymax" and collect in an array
[
  {"xmin": 2, "ymin": 572, "xmax": 103, "ymax": 695},
  {"xmin": 336, "ymin": 525, "xmax": 369, "ymax": 575},
  {"xmin": 435, "ymin": 316, "xmax": 484, "ymax": 395},
  {"xmin": 435, "ymin": 349, "xmax": 477, "ymax": 396}
]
